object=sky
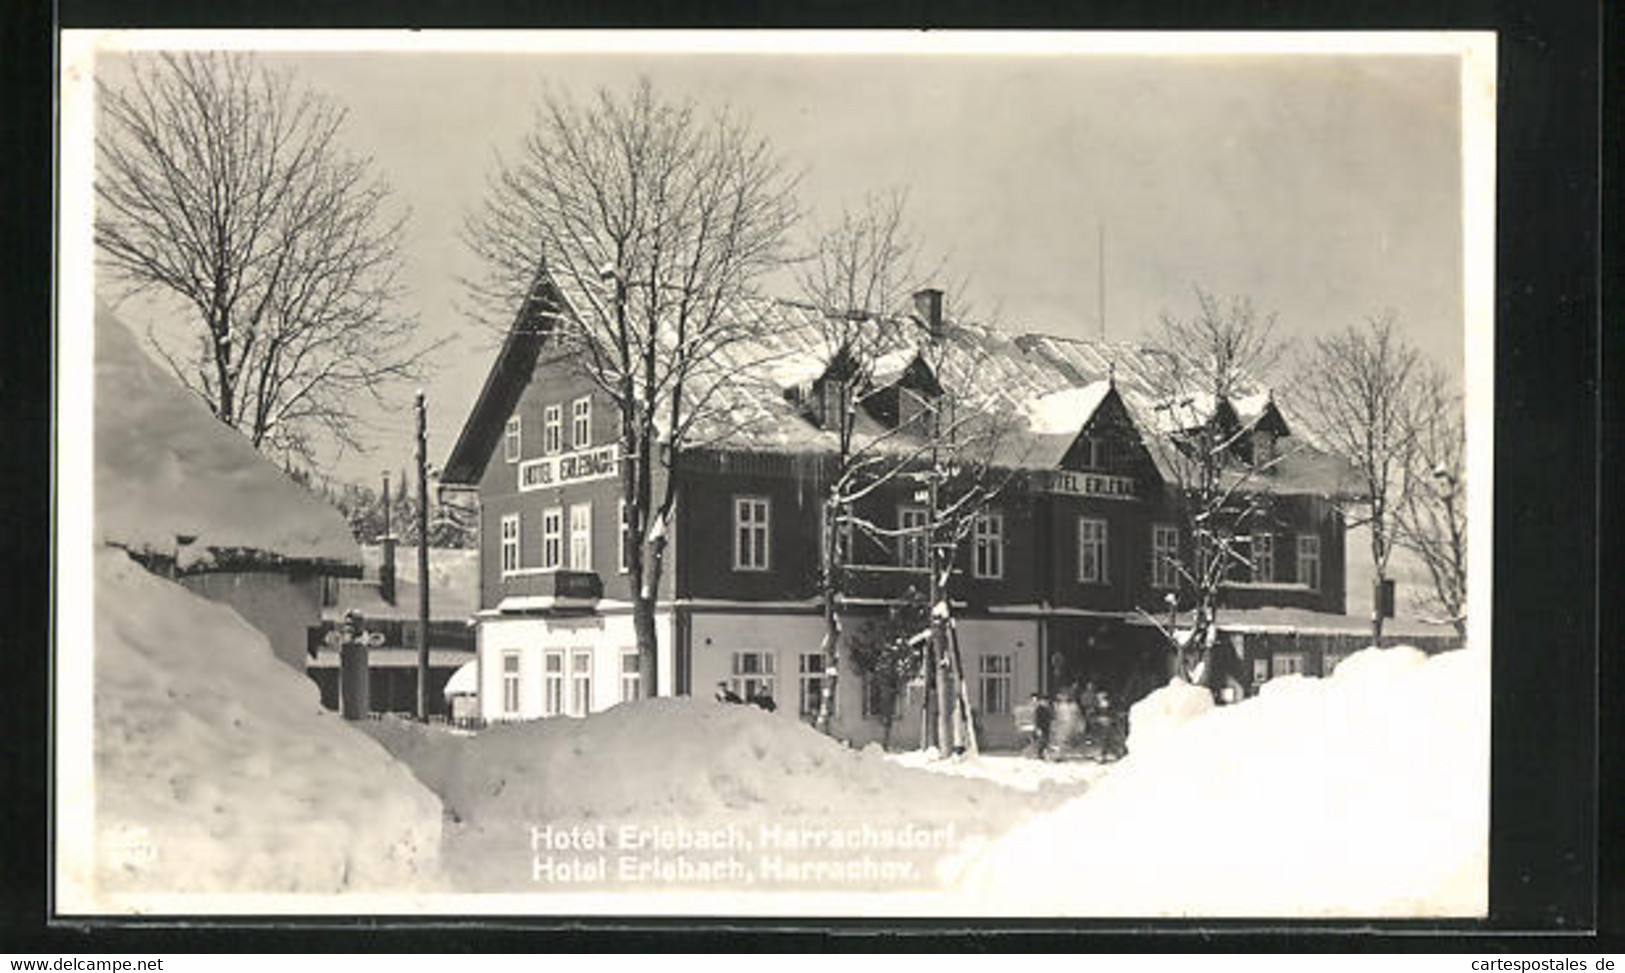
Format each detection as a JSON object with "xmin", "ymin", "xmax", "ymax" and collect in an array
[{"xmin": 93, "ymin": 39, "xmax": 1469, "ymax": 487}]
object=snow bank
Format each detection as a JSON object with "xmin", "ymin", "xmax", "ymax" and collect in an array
[
  {"xmin": 1125, "ymin": 678, "xmax": 1214, "ymax": 756},
  {"xmin": 363, "ymin": 701, "xmax": 1061, "ymax": 892},
  {"xmin": 94, "ymin": 306, "xmax": 359, "ymax": 568},
  {"xmin": 949, "ymin": 646, "xmax": 1488, "ymax": 916},
  {"xmin": 885, "ymin": 750, "xmax": 1107, "ymax": 793},
  {"xmin": 94, "ymin": 547, "xmax": 442, "ymax": 895}
]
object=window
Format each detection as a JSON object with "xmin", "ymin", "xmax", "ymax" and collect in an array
[
  {"xmin": 618, "ymin": 501, "xmax": 632, "ymax": 573},
  {"xmin": 1297, "ymin": 534, "xmax": 1321, "ymax": 590},
  {"xmin": 543, "ymin": 404, "xmax": 563, "ymax": 455},
  {"xmin": 500, "ymin": 514, "xmax": 520, "ymax": 575},
  {"xmin": 543, "ymin": 651, "xmax": 565, "ymax": 716},
  {"xmin": 1152, "ymin": 524, "xmax": 1179, "ymax": 589},
  {"xmin": 729, "ymin": 651, "xmax": 776, "ymax": 702},
  {"xmin": 972, "ymin": 512, "xmax": 1004, "ymax": 580},
  {"xmin": 502, "ymin": 651, "xmax": 521, "ymax": 714},
  {"xmin": 1273, "ymin": 652, "xmax": 1306, "ymax": 677},
  {"xmin": 1078, "ymin": 517, "xmax": 1109, "ymax": 583},
  {"xmin": 798, "ymin": 653, "xmax": 829, "ymax": 720},
  {"xmin": 571, "ymin": 396, "xmax": 592, "ymax": 449},
  {"xmin": 620, "ymin": 651, "xmax": 641, "ymax": 702},
  {"xmin": 569, "ymin": 502, "xmax": 592, "ymax": 571},
  {"xmin": 1252, "ymin": 533, "xmax": 1275, "ymax": 583},
  {"xmin": 821, "ymin": 502, "xmax": 855, "ymax": 565},
  {"xmin": 542, "ymin": 507, "xmax": 563, "ymax": 570},
  {"xmin": 898, "ymin": 505, "xmax": 929, "ymax": 569},
  {"xmin": 978, "ymin": 654, "xmax": 1013, "ymax": 715},
  {"xmin": 504, "ymin": 416, "xmax": 522, "ymax": 463},
  {"xmin": 733, "ymin": 497, "xmax": 771, "ymax": 571},
  {"xmin": 816, "ymin": 379, "xmax": 850, "ymax": 430},
  {"xmin": 1253, "ymin": 429, "xmax": 1278, "ymax": 466},
  {"xmin": 570, "ymin": 649, "xmax": 593, "ymax": 716},
  {"xmin": 863, "ymin": 676, "xmax": 902, "ymax": 719},
  {"xmin": 1080, "ymin": 436, "xmax": 1102, "ymax": 469},
  {"xmin": 1251, "ymin": 657, "xmax": 1271, "ymax": 685}
]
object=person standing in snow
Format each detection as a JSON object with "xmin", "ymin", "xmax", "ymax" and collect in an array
[
  {"xmin": 1030, "ymin": 692, "xmax": 1053, "ymax": 761},
  {"xmin": 715, "ymin": 681, "xmax": 743, "ymax": 704}
]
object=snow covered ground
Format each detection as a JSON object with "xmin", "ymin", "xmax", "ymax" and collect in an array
[
  {"xmin": 349, "ymin": 644, "xmax": 1483, "ymax": 915},
  {"xmin": 884, "ymin": 750, "xmax": 1110, "ymax": 793},
  {"xmin": 361, "ymin": 701, "xmax": 1078, "ymax": 893},
  {"xmin": 85, "ymin": 308, "xmax": 438, "ymax": 904},
  {"xmin": 93, "ymin": 546, "xmax": 443, "ymax": 898},
  {"xmin": 945, "ymin": 645, "xmax": 1488, "ymax": 917}
]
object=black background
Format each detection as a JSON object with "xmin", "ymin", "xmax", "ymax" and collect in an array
[{"xmin": 2, "ymin": 0, "xmax": 1612, "ymax": 952}]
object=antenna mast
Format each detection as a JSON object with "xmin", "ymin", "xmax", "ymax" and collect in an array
[{"xmin": 1098, "ymin": 221, "xmax": 1107, "ymax": 341}]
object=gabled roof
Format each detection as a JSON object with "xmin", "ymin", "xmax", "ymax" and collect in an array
[
  {"xmin": 444, "ymin": 266, "xmax": 1356, "ymax": 496},
  {"xmin": 441, "ymin": 271, "xmax": 568, "ymax": 486}
]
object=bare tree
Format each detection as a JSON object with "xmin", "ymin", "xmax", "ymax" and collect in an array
[
  {"xmin": 845, "ymin": 588, "xmax": 928, "ymax": 750},
  {"xmin": 1295, "ymin": 312, "xmax": 1423, "ymax": 646},
  {"xmin": 1143, "ymin": 287, "xmax": 1290, "ymax": 690},
  {"xmin": 96, "ymin": 52, "xmax": 431, "ymax": 463},
  {"xmin": 1394, "ymin": 363, "xmax": 1467, "ymax": 638},
  {"xmin": 462, "ymin": 79, "xmax": 801, "ymax": 694},
  {"xmin": 794, "ymin": 191, "xmax": 938, "ymax": 734}
]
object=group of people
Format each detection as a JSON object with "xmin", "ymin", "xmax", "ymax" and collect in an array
[{"xmin": 1024, "ymin": 680, "xmax": 1127, "ymax": 762}]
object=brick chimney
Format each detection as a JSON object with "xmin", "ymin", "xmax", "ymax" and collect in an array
[
  {"xmin": 913, "ymin": 288, "xmax": 945, "ymax": 340},
  {"xmin": 380, "ymin": 533, "xmax": 397, "ymax": 606}
]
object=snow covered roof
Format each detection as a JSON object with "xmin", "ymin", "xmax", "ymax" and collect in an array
[
  {"xmin": 442, "ymin": 659, "xmax": 478, "ymax": 697},
  {"xmin": 95, "ymin": 306, "xmax": 361, "ymax": 572},
  {"xmin": 1020, "ymin": 381, "xmax": 1113, "ymax": 436},
  {"xmin": 443, "ymin": 267, "xmax": 1353, "ymax": 494},
  {"xmin": 321, "ymin": 545, "xmax": 479, "ymax": 621}
]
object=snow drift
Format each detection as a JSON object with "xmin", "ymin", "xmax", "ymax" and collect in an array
[
  {"xmin": 1125, "ymin": 678, "xmax": 1214, "ymax": 756},
  {"xmin": 94, "ymin": 546, "xmax": 443, "ymax": 895},
  {"xmin": 948, "ymin": 645, "xmax": 1487, "ymax": 916},
  {"xmin": 363, "ymin": 700, "xmax": 1073, "ymax": 892},
  {"xmin": 94, "ymin": 306, "xmax": 358, "ymax": 569}
]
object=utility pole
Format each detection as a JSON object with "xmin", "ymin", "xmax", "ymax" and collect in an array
[
  {"xmin": 415, "ymin": 390, "xmax": 431, "ymax": 721},
  {"xmin": 1098, "ymin": 222, "xmax": 1107, "ymax": 341}
]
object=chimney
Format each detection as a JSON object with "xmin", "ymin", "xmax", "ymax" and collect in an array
[
  {"xmin": 913, "ymin": 288, "xmax": 945, "ymax": 341},
  {"xmin": 380, "ymin": 533, "xmax": 397, "ymax": 606}
]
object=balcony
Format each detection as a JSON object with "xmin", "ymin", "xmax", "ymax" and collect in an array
[{"xmin": 495, "ymin": 570, "xmax": 604, "ymax": 615}]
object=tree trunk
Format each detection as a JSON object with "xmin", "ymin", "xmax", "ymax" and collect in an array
[
  {"xmin": 633, "ymin": 589, "xmax": 660, "ymax": 698},
  {"xmin": 815, "ymin": 500, "xmax": 840, "ymax": 734},
  {"xmin": 932, "ymin": 622, "xmax": 952, "ymax": 755},
  {"xmin": 1370, "ymin": 577, "xmax": 1386, "ymax": 649},
  {"xmin": 1371, "ymin": 525, "xmax": 1387, "ymax": 649}
]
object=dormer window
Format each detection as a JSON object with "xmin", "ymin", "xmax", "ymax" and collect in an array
[
  {"xmin": 1253, "ymin": 429, "xmax": 1278, "ymax": 467},
  {"xmin": 817, "ymin": 379, "xmax": 850, "ymax": 430}
]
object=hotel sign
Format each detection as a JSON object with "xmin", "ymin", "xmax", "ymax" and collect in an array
[
  {"xmin": 518, "ymin": 444, "xmax": 621, "ymax": 492},
  {"xmin": 1046, "ymin": 470, "xmax": 1137, "ymax": 500}
]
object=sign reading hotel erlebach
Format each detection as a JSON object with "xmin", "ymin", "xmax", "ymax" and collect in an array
[
  {"xmin": 519, "ymin": 444, "xmax": 621, "ymax": 491},
  {"xmin": 1045, "ymin": 470, "xmax": 1138, "ymax": 499}
]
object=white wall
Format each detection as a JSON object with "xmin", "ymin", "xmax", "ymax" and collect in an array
[
  {"xmin": 688, "ymin": 612, "xmax": 1040, "ymax": 751},
  {"xmin": 477, "ymin": 611, "xmax": 674, "ymax": 721}
]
